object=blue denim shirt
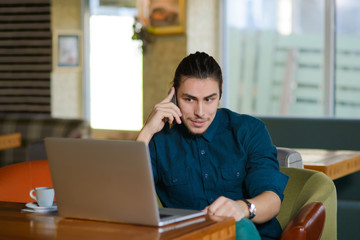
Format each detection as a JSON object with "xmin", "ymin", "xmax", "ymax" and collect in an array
[{"xmin": 149, "ymin": 108, "xmax": 288, "ymax": 239}]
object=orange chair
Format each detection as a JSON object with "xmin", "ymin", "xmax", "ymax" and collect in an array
[{"xmin": 0, "ymin": 160, "xmax": 53, "ymax": 203}]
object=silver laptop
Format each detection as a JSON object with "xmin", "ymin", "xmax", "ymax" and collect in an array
[{"xmin": 45, "ymin": 138, "xmax": 204, "ymax": 227}]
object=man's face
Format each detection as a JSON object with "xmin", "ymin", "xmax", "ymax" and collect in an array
[{"xmin": 177, "ymin": 77, "xmax": 220, "ymax": 135}]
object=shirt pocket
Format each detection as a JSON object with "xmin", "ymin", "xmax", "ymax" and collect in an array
[
  {"xmin": 221, "ymin": 167, "xmax": 245, "ymax": 198},
  {"xmin": 160, "ymin": 168, "xmax": 193, "ymax": 206}
]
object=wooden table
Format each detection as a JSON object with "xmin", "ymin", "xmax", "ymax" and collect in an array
[
  {"xmin": 0, "ymin": 133, "xmax": 21, "ymax": 150},
  {"xmin": 298, "ymin": 149, "xmax": 360, "ymax": 180},
  {"xmin": 0, "ymin": 202, "xmax": 235, "ymax": 240}
]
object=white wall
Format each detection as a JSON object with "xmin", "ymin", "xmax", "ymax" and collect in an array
[
  {"xmin": 186, "ymin": 0, "xmax": 220, "ymax": 60},
  {"xmin": 51, "ymin": 0, "xmax": 83, "ymax": 119}
]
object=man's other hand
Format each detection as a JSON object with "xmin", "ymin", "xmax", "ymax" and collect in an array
[{"xmin": 202, "ymin": 196, "xmax": 249, "ymax": 221}]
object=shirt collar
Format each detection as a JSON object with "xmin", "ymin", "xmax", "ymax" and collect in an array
[
  {"xmin": 201, "ymin": 108, "xmax": 222, "ymax": 142},
  {"xmin": 178, "ymin": 109, "xmax": 222, "ymax": 143}
]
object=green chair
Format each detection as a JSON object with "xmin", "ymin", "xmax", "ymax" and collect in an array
[{"xmin": 277, "ymin": 167, "xmax": 337, "ymax": 240}]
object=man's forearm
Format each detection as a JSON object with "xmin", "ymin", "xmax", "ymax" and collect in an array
[
  {"xmin": 136, "ymin": 127, "xmax": 153, "ymax": 144},
  {"xmin": 241, "ymin": 191, "xmax": 281, "ymax": 224}
]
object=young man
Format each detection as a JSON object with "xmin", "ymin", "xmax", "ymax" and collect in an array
[{"xmin": 137, "ymin": 52, "xmax": 288, "ymax": 239}]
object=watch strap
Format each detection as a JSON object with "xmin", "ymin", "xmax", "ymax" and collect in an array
[{"xmin": 242, "ymin": 199, "xmax": 256, "ymax": 219}]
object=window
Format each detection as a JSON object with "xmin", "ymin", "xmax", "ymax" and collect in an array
[
  {"xmin": 89, "ymin": 0, "xmax": 143, "ymax": 130},
  {"xmin": 223, "ymin": 0, "xmax": 360, "ymax": 118},
  {"xmin": 335, "ymin": 0, "xmax": 360, "ymax": 117}
]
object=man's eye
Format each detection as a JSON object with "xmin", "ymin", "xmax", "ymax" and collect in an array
[
  {"xmin": 206, "ymin": 98, "xmax": 213, "ymax": 102},
  {"xmin": 185, "ymin": 98, "xmax": 193, "ymax": 102}
]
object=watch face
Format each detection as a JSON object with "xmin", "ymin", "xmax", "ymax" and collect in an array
[
  {"xmin": 249, "ymin": 203, "xmax": 256, "ymax": 218},
  {"xmin": 243, "ymin": 199, "xmax": 256, "ymax": 219}
]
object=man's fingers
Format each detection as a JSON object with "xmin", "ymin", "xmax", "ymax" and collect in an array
[
  {"xmin": 164, "ymin": 87, "xmax": 182, "ymax": 118},
  {"xmin": 154, "ymin": 104, "xmax": 181, "ymax": 119},
  {"xmin": 206, "ymin": 197, "xmax": 243, "ymax": 221},
  {"xmin": 144, "ymin": 88, "xmax": 182, "ymax": 133},
  {"xmin": 202, "ymin": 206, "xmax": 209, "ymax": 214},
  {"xmin": 156, "ymin": 108, "xmax": 182, "ymax": 126},
  {"xmin": 167, "ymin": 113, "xmax": 182, "ymax": 125},
  {"xmin": 160, "ymin": 111, "xmax": 175, "ymax": 123},
  {"xmin": 207, "ymin": 196, "xmax": 226, "ymax": 213},
  {"xmin": 154, "ymin": 100, "xmax": 182, "ymax": 124},
  {"xmin": 137, "ymin": 88, "xmax": 181, "ymax": 142},
  {"xmin": 161, "ymin": 87, "xmax": 175, "ymax": 103}
]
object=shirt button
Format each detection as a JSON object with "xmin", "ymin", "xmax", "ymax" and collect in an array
[
  {"xmin": 236, "ymin": 172, "xmax": 240, "ymax": 177},
  {"xmin": 200, "ymin": 150, "xmax": 205, "ymax": 155},
  {"xmin": 204, "ymin": 173, "xmax": 208, "ymax": 179},
  {"xmin": 172, "ymin": 178, "xmax": 178, "ymax": 183}
]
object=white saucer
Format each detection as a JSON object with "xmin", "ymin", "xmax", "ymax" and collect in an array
[{"xmin": 25, "ymin": 202, "xmax": 57, "ymax": 212}]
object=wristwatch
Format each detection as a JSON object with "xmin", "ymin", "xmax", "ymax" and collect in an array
[{"xmin": 242, "ymin": 199, "xmax": 256, "ymax": 219}]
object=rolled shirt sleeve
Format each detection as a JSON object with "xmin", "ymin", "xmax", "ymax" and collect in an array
[{"xmin": 240, "ymin": 118, "xmax": 289, "ymax": 201}]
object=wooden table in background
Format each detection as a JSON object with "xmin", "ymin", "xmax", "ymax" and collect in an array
[
  {"xmin": 0, "ymin": 133, "xmax": 21, "ymax": 150},
  {"xmin": 298, "ymin": 149, "xmax": 360, "ymax": 180},
  {"xmin": 0, "ymin": 202, "xmax": 235, "ymax": 240}
]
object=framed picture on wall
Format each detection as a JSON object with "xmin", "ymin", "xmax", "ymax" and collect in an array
[
  {"xmin": 53, "ymin": 30, "xmax": 82, "ymax": 71},
  {"xmin": 138, "ymin": 0, "xmax": 185, "ymax": 35}
]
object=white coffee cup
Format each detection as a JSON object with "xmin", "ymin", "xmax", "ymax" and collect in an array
[{"xmin": 29, "ymin": 187, "xmax": 55, "ymax": 207}]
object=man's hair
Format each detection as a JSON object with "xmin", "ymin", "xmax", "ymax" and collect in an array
[{"xmin": 173, "ymin": 51, "xmax": 223, "ymax": 99}]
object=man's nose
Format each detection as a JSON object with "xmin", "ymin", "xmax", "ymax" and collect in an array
[{"xmin": 194, "ymin": 102, "xmax": 204, "ymax": 117}]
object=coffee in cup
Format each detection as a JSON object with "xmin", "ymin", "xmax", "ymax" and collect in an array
[{"xmin": 29, "ymin": 187, "xmax": 55, "ymax": 207}]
